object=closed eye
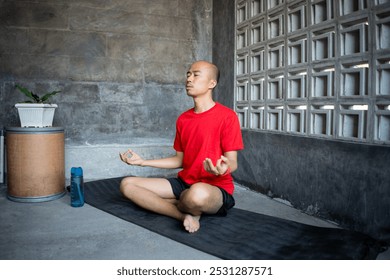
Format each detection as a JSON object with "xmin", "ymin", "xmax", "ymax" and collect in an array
[{"xmin": 187, "ymin": 70, "xmax": 201, "ymax": 77}]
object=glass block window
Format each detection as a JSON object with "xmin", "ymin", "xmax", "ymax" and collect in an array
[{"xmin": 235, "ymin": 0, "xmax": 390, "ymax": 145}]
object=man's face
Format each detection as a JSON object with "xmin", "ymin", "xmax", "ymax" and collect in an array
[{"xmin": 186, "ymin": 62, "xmax": 216, "ymax": 97}]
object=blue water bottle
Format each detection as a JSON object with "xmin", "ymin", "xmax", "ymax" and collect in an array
[{"xmin": 70, "ymin": 167, "xmax": 84, "ymax": 207}]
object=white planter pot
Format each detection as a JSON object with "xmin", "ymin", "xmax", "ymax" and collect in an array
[{"xmin": 15, "ymin": 103, "xmax": 58, "ymax": 128}]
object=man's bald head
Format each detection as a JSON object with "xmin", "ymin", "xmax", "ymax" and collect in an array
[{"xmin": 191, "ymin": 60, "xmax": 220, "ymax": 83}]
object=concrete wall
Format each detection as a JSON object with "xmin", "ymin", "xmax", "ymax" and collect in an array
[
  {"xmin": 0, "ymin": 0, "xmax": 213, "ymax": 178},
  {"xmin": 212, "ymin": 1, "xmax": 390, "ymax": 243},
  {"xmin": 235, "ymin": 131, "xmax": 390, "ymax": 242},
  {"xmin": 212, "ymin": 0, "xmax": 235, "ymax": 109},
  {"xmin": 0, "ymin": 0, "xmax": 212, "ymax": 144}
]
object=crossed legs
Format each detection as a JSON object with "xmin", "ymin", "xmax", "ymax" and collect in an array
[{"xmin": 119, "ymin": 177, "xmax": 223, "ymax": 233}]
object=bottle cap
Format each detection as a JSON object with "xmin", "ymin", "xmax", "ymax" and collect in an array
[{"xmin": 71, "ymin": 167, "xmax": 83, "ymax": 176}]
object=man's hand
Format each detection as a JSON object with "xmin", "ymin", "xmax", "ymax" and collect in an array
[
  {"xmin": 203, "ymin": 155, "xmax": 230, "ymax": 176},
  {"xmin": 119, "ymin": 149, "xmax": 144, "ymax": 166}
]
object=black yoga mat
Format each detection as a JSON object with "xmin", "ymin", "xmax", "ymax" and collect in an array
[{"xmin": 84, "ymin": 177, "xmax": 384, "ymax": 260}]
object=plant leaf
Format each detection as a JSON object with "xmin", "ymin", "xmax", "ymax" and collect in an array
[
  {"xmin": 31, "ymin": 92, "xmax": 41, "ymax": 102},
  {"xmin": 15, "ymin": 84, "xmax": 36, "ymax": 101},
  {"xmin": 41, "ymin": 91, "xmax": 61, "ymax": 103}
]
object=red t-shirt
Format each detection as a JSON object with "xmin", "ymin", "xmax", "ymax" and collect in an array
[{"xmin": 173, "ymin": 102, "xmax": 244, "ymax": 194}]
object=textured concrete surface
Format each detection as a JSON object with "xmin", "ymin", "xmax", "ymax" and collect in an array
[
  {"xmin": 0, "ymin": 0, "xmax": 211, "ymax": 143},
  {"xmin": 235, "ymin": 131, "xmax": 390, "ymax": 244},
  {"xmin": 0, "ymin": 182, "xmax": 388, "ymax": 260},
  {"xmin": 65, "ymin": 140, "xmax": 179, "ymax": 180}
]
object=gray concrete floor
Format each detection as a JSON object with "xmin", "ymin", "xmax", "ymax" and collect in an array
[{"xmin": 0, "ymin": 182, "xmax": 388, "ymax": 260}]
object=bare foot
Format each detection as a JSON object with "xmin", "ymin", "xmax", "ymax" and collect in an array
[{"xmin": 183, "ymin": 214, "xmax": 200, "ymax": 233}]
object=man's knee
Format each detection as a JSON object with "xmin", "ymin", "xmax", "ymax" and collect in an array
[
  {"xmin": 120, "ymin": 177, "xmax": 136, "ymax": 195},
  {"xmin": 182, "ymin": 183, "xmax": 212, "ymax": 207}
]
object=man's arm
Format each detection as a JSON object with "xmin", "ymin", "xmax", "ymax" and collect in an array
[{"xmin": 120, "ymin": 149, "xmax": 183, "ymax": 169}]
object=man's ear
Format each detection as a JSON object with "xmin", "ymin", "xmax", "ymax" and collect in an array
[{"xmin": 209, "ymin": 79, "xmax": 217, "ymax": 89}]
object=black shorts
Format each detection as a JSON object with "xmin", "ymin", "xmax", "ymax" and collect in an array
[{"xmin": 167, "ymin": 177, "xmax": 235, "ymax": 216}]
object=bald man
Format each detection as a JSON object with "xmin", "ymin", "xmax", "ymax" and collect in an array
[{"xmin": 120, "ymin": 61, "xmax": 244, "ymax": 233}]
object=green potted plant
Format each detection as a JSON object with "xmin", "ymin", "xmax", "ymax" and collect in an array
[{"xmin": 15, "ymin": 84, "xmax": 61, "ymax": 128}]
